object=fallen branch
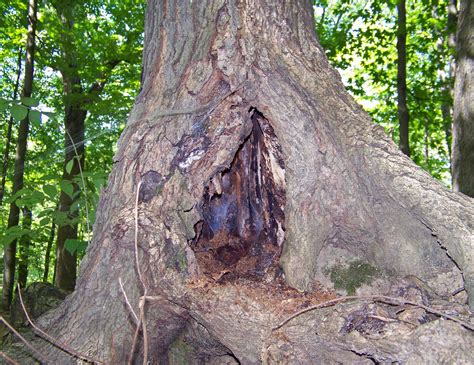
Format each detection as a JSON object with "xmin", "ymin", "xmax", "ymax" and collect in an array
[
  {"xmin": 119, "ymin": 277, "xmax": 139, "ymax": 324},
  {"xmin": 0, "ymin": 350, "xmax": 20, "ymax": 365},
  {"xmin": 0, "ymin": 316, "xmax": 46, "ymax": 364},
  {"xmin": 17, "ymin": 284, "xmax": 101, "ymax": 364},
  {"xmin": 127, "ymin": 180, "xmax": 149, "ymax": 365},
  {"xmin": 273, "ymin": 294, "xmax": 474, "ymax": 331}
]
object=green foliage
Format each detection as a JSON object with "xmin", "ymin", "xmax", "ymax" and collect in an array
[
  {"xmin": 0, "ymin": 0, "xmax": 145, "ymax": 286},
  {"xmin": 64, "ymin": 239, "xmax": 88, "ymax": 255},
  {"xmin": 314, "ymin": 0, "xmax": 453, "ymax": 184}
]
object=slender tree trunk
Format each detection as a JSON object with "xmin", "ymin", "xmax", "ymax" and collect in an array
[
  {"xmin": 54, "ymin": 81, "xmax": 86, "ymax": 291},
  {"xmin": 441, "ymin": 0, "xmax": 458, "ymax": 172},
  {"xmin": 452, "ymin": 0, "xmax": 474, "ymax": 196},
  {"xmin": 1, "ymin": 0, "xmax": 38, "ymax": 311},
  {"xmin": 53, "ymin": 3, "xmax": 119, "ymax": 291},
  {"xmin": 0, "ymin": 49, "xmax": 23, "ymax": 206},
  {"xmin": 18, "ymin": 207, "xmax": 32, "ymax": 288},
  {"xmin": 51, "ymin": 2, "xmax": 86, "ymax": 291},
  {"xmin": 397, "ymin": 0, "xmax": 410, "ymax": 156},
  {"xmin": 43, "ymin": 220, "xmax": 56, "ymax": 283},
  {"xmin": 31, "ymin": 1, "xmax": 474, "ymax": 363}
]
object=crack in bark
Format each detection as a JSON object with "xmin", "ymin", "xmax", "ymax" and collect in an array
[{"xmin": 191, "ymin": 109, "xmax": 286, "ymax": 281}]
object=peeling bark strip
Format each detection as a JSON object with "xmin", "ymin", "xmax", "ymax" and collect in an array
[
  {"xmin": 32, "ymin": 0, "xmax": 474, "ymax": 364},
  {"xmin": 192, "ymin": 108, "xmax": 285, "ymax": 280}
]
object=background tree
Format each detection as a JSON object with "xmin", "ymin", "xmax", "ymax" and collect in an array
[
  {"xmin": 315, "ymin": 0, "xmax": 455, "ymax": 182},
  {"xmin": 0, "ymin": 0, "xmax": 144, "ymax": 298},
  {"xmin": 397, "ymin": 0, "xmax": 410, "ymax": 156},
  {"xmin": 452, "ymin": 0, "xmax": 474, "ymax": 196},
  {"xmin": 2, "ymin": 0, "xmax": 38, "ymax": 311},
  {"xmin": 0, "ymin": 49, "xmax": 22, "ymax": 205}
]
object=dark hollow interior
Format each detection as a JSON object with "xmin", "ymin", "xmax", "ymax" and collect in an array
[{"xmin": 191, "ymin": 110, "xmax": 286, "ymax": 281}]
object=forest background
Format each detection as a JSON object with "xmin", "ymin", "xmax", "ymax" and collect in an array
[{"xmin": 0, "ymin": 0, "xmax": 467, "ymax": 311}]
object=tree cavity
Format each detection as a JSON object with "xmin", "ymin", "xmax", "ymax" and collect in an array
[{"xmin": 191, "ymin": 109, "xmax": 286, "ymax": 281}]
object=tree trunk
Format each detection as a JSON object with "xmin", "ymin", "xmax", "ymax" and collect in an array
[
  {"xmin": 452, "ymin": 0, "xmax": 474, "ymax": 197},
  {"xmin": 18, "ymin": 206, "xmax": 32, "ymax": 288},
  {"xmin": 0, "ymin": 48, "xmax": 22, "ymax": 206},
  {"xmin": 397, "ymin": 0, "xmax": 410, "ymax": 157},
  {"xmin": 52, "ymin": 2, "xmax": 121, "ymax": 291},
  {"xmin": 54, "ymin": 90, "xmax": 85, "ymax": 291},
  {"xmin": 441, "ymin": 0, "xmax": 457, "ymax": 172},
  {"xmin": 43, "ymin": 220, "xmax": 56, "ymax": 283},
  {"xmin": 33, "ymin": 1, "xmax": 473, "ymax": 363},
  {"xmin": 1, "ymin": 0, "xmax": 37, "ymax": 312}
]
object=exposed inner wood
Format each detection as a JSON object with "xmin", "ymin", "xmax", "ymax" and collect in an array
[{"xmin": 192, "ymin": 110, "xmax": 286, "ymax": 281}]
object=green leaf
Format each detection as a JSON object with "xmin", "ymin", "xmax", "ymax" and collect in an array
[
  {"xmin": 42, "ymin": 111, "xmax": 56, "ymax": 119},
  {"xmin": 93, "ymin": 177, "xmax": 105, "ymax": 190},
  {"xmin": 65, "ymin": 159, "xmax": 74, "ymax": 174},
  {"xmin": 39, "ymin": 217, "xmax": 51, "ymax": 226},
  {"xmin": 43, "ymin": 184, "xmax": 57, "ymax": 200},
  {"xmin": 0, "ymin": 226, "xmax": 32, "ymax": 247},
  {"xmin": 0, "ymin": 98, "xmax": 9, "ymax": 112},
  {"xmin": 37, "ymin": 209, "xmax": 53, "ymax": 218},
  {"xmin": 21, "ymin": 96, "xmax": 39, "ymax": 107},
  {"xmin": 16, "ymin": 190, "xmax": 44, "ymax": 209},
  {"xmin": 64, "ymin": 239, "xmax": 88, "ymax": 255},
  {"xmin": 60, "ymin": 180, "xmax": 74, "ymax": 198},
  {"xmin": 52, "ymin": 211, "xmax": 70, "ymax": 226},
  {"xmin": 11, "ymin": 104, "xmax": 28, "ymax": 121},
  {"xmin": 28, "ymin": 109, "xmax": 42, "ymax": 126}
]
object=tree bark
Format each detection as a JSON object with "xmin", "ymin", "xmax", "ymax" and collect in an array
[
  {"xmin": 32, "ymin": 1, "xmax": 473, "ymax": 363},
  {"xmin": 452, "ymin": 0, "xmax": 474, "ymax": 196},
  {"xmin": 18, "ymin": 206, "xmax": 32, "ymax": 288},
  {"xmin": 1, "ymin": 0, "xmax": 37, "ymax": 312},
  {"xmin": 43, "ymin": 220, "xmax": 56, "ymax": 283},
  {"xmin": 52, "ymin": 2, "xmax": 86, "ymax": 291},
  {"xmin": 397, "ymin": 0, "xmax": 410, "ymax": 157},
  {"xmin": 0, "ymin": 48, "xmax": 22, "ymax": 206}
]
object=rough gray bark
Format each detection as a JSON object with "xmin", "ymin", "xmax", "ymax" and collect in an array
[
  {"xmin": 28, "ymin": 0, "xmax": 473, "ymax": 363},
  {"xmin": 1, "ymin": 0, "xmax": 37, "ymax": 311},
  {"xmin": 452, "ymin": 0, "xmax": 474, "ymax": 197}
]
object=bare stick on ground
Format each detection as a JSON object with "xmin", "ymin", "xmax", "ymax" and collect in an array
[
  {"xmin": 0, "ymin": 316, "xmax": 47, "ymax": 363},
  {"xmin": 17, "ymin": 284, "xmax": 101, "ymax": 364},
  {"xmin": 273, "ymin": 294, "xmax": 474, "ymax": 331}
]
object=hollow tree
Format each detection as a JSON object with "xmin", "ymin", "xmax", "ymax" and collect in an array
[{"xmin": 35, "ymin": 0, "xmax": 473, "ymax": 363}]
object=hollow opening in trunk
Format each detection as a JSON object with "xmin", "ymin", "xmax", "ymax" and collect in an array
[{"xmin": 191, "ymin": 109, "xmax": 286, "ymax": 281}]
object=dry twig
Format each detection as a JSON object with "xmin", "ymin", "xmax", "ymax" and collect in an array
[
  {"xmin": 17, "ymin": 284, "xmax": 101, "ymax": 364},
  {"xmin": 127, "ymin": 180, "xmax": 149, "ymax": 365},
  {"xmin": 119, "ymin": 277, "xmax": 139, "ymax": 324},
  {"xmin": 273, "ymin": 294, "xmax": 474, "ymax": 331},
  {"xmin": 0, "ymin": 316, "xmax": 46, "ymax": 363},
  {"xmin": 0, "ymin": 350, "xmax": 21, "ymax": 365}
]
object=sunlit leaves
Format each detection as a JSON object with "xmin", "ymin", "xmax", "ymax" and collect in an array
[
  {"xmin": 20, "ymin": 96, "xmax": 39, "ymax": 107},
  {"xmin": 315, "ymin": 0, "xmax": 453, "ymax": 184},
  {"xmin": 43, "ymin": 184, "xmax": 57, "ymax": 200},
  {"xmin": 0, "ymin": 0, "xmax": 144, "ymax": 284},
  {"xmin": 11, "ymin": 104, "xmax": 28, "ymax": 121},
  {"xmin": 65, "ymin": 159, "xmax": 74, "ymax": 174},
  {"xmin": 64, "ymin": 238, "xmax": 87, "ymax": 255}
]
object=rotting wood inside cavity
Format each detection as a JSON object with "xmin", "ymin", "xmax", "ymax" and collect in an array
[{"xmin": 191, "ymin": 109, "xmax": 286, "ymax": 281}]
